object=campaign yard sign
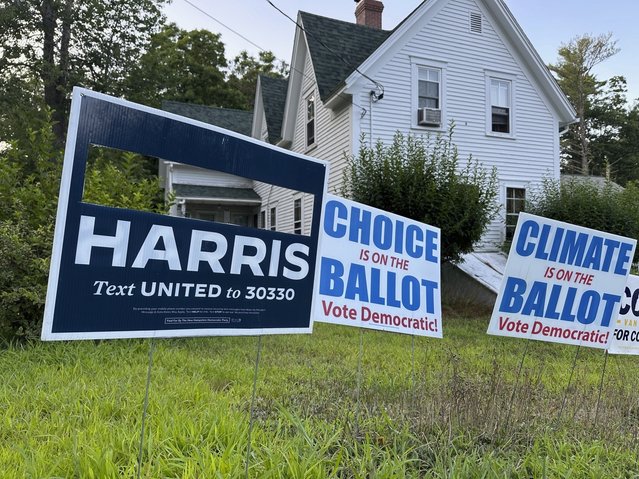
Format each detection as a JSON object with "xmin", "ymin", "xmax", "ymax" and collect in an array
[
  {"xmin": 608, "ymin": 275, "xmax": 639, "ymax": 355},
  {"xmin": 487, "ymin": 213, "xmax": 636, "ymax": 349},
  {"xmin": 41, "ymin": 88, "xmax": 328, "ymax": 340},
  {"xmin": 313, "ymin": 194, "xmax": 442, "ymax": 338}
]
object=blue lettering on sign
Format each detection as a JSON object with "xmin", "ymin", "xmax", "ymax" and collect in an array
[
  {"xmin": 406, "ymin": 225, "xmax": 423, "ymax": 258},
  {"xmin": 345, "ymin": 263, "xmax": 369, "ymax": 302},
  {"xmin": 372, "ymin": 215, "xmax": 393, "ymax": 250},
  {"xmin": 324, "ymin": 200, "xmax": 348, "ymax": 239},
  {"xmin": 321, "ymin": 198, "xmax": 439, "ymax": 264},
  {"xmin": 349, "ymin": 207, "xmax": 372, "ymax": 245},
  {"xmin": 318, "ymin": 256, "xmax": 438, "ymax": 314},
  {"xmin": 514, "ymin": 218, "xmax": 633, "ymax": 276},
  {"xmin": 499, "ymin": 276, "xmax": 621, "ymax": 327},
  {"xmin": 320, "ymin": 257, "xmax": 344, "ymax": 296}
]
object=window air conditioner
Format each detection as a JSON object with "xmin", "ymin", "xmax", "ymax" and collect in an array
[{"xmin": 418, "ymin": 107, "xmax": 441, "ymax": 126}]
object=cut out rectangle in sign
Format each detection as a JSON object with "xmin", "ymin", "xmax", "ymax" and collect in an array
[
  {"xmin": 487, "ymin": 212, "xmax": 636, "ymax": 349},
  {"xmin": 314, "ymin": 194, "xmax": 442, "ymax": 338},
  {"xmin": 41, "ymin": 88, "xmax": 328, "ymax": 340}
]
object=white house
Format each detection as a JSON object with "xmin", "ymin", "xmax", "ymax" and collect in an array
[
  {"xmin": 162, "ymin": 0, "xmax": 576, "ymax": 260},
  {"xmin": 252, "ymin": 0, "xmax": 576, "ymax": 249},
  {"xmin": 160, "ymin": 101, "xmax": 262, "ymax": 226}
]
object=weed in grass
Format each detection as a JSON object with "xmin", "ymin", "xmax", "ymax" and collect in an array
[{"xmin": 2, "ymin": 317, "xmax": 639, "ymax": 477}]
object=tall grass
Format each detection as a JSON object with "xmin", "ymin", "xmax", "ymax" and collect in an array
[{"xmin": 1, "ymin": 316, "xmax": 638, "ymax": 478}]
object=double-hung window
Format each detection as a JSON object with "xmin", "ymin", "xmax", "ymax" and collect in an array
[
  {"xmin": 418, "ymin": 68, "xmax": 441, "ymax": 110},
  {"xmin": 270, "ymin": 207, "xmax": 277, "ymax": 231},
  {"xmin": 505, "ymin": 187, "xmax": 525, "ymax": 241},
  {"xmin": 412, "ymin": 60, "xmax": 446, "ymax": 128},
  {"xmin": 489, "ymin": 78, "xmax": 512, "ymax": 134},
  {"xmin": 416, "ymin": 67, "xmax": 442, "ymax": 127}
]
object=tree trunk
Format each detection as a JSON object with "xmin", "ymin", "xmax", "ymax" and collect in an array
[{"xmin": 40, "ymin": 0, "xmax": 74, "ymax": 146}]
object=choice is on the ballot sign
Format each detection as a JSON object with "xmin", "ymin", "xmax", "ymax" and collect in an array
[
  {"xmin": 41, "ymin": 88, "xmax": 328, "ymax": 340},
  {"xmin": 608, "ymin": 275, "xmax": 639, "ymax": 355},
  {"xmin": 314, "ymin": 194, "xmax": 442, "ymax": 338},
  {"xmin": 487, "ymin": 212, "xmax": 636, "ymax": 348}
]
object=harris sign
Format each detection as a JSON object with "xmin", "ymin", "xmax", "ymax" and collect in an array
[{"xmin": 42, "ymin": 88, "xmax": 328, "ymax": 340}]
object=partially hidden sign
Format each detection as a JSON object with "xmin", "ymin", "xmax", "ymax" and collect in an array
[
  {"xmin": 313, "ymin": 194, "xmax": 442, "ymax": 337},
  {"xmin": 487, "ymin": 212, "xmax": 636, "ymax": 349},
  {"xmin": 608, "ymin": 275, "xmax": 639, "ymax": 355},
  {"xmin": 42, "ymin": 88, "xmax": 328, "ymax": 340}
]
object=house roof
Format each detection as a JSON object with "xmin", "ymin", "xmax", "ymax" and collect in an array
[
  {"xmin": 259, "ymin": 75, "xmax": 288, "ymax": 143},
  {"xmin": 173, "ymin": 184, "xmax": 262, "ymax": 202},
  {"xmin": 161, "ymin": 101, "xmax": 253, "ymax": 137},
  {"xmin": 560, "ymin": 174, "xmax": 623, "ymax": 192},
  {"xmin": 299, "ymin": 11, "xmax": 391, "ymax": 102}
]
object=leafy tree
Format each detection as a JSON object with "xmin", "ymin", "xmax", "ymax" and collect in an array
[
  {"xmin": 125, "ymin": 24, "xmax": 244, "ymax": 109},
  {"xmin": 84, "ymin": 151, "xmax": 166, "ymax": 212},
  {"xmin": 614, "ymin": 104, "xmax": 639, "ymax": 185},
  {"xmin": 528, "ymin": 177, "xmax": 639, "ymax": 262},
  {"xmin": 589, "ymin": 75, "xmax": 628, "ymax": 178},
  {"xmin": 0, "ymin": 0, "xmax": 168, "ymax": 143},
  {"xmin": 549, "ymin": 33, "xmax": 619, "ymax": 175},
  {"xmin": 0, "ymin": 117, "xmax": 167, "ymax": 341},
  {"xmin": 227, "ymin": 50, "xmax": 289, "ymax": 109},
  {"xmin": 344, "ymin": 128, "xmax": 499, "ymax": 263}
]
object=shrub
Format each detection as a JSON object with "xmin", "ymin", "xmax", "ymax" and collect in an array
[
  {"xmin": 527, "ymin": 177, "xmax": 639, "ymax": 262},
  {"xmin": 0, "ymin": 120, "xmax": 167, "ymax": 341},
  {"xmin": 343, "ymin": 128, "xmax": 499, "ymax": 263}
]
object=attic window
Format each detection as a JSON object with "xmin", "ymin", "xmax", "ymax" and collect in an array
[{"xmin": 470, "ymin": 12, "xmax": 482, "ymax": 33}]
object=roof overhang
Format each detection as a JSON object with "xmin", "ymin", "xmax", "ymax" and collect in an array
[
  {"xmin": 251, "ymin": 76, "xmax": 265, "ymax": 139},
  {"xmin": 279, "ymin": 14, "xmax": 308, "ymax": 146},
  {"xmin": 177, "ymin": 197, "xmax": 262, "ymax": 206}
]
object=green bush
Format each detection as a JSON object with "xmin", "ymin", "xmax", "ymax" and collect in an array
[
  {"xmin": 527, "ymin": 177, "xmax": 639, "ymax": 261},
  {"xmin": 0, "ymin": 120, "xmax": 167, "ymax": 342},
  {"xmin": 344, "ymin": 128, "xmax": 499, "ymax": 263}
]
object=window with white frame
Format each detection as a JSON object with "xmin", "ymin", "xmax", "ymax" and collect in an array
[
  {"xmin": 260, "ymin": 210, "xmax": 266, "ymax": 229},
  {"xmin": 293, "ymin": 198, "xmax": 302, "ymax": 234},
  {"xmin": 419, "ymin": 68, "xmax": 441, "ymax": 109},
  {"xmin": 270, "ymin": 207, "xmax": 277, "ymax": 231},
  {"xmin": 505, "ymin": 187, "xmax": 525, "ymax": 240},
  {"xmin": 306, "ymin": 94, "xmax": 316, "ymax": 148},
  {"xmin": 417, "ymin": 67, "xmax": 442, "ymax": 127},
  {"xmin": 490, "ymin": 78, "xmax": 511, "ymax": 134}
]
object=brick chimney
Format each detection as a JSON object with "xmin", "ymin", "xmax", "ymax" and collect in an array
[{"xmin": 355, "ymin": 0, "xmax": 384, "ymax": 29}]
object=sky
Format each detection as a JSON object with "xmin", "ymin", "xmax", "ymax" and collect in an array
[{"xmin": 164, "ymin": 0, "xmax": 639, "ymax": 102}]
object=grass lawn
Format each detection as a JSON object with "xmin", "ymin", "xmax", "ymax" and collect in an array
[{"xmin": 2, "ymin": 314, "xmax": 639, "ymax": 478}]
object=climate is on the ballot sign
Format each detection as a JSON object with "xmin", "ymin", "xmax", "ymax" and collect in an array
[
  {"xmin": 488, "ymin": 212, "xmax": 636, "ymax": 348},
  {"xmin": 41, "ymin": 88, "xmax": 328, "ymax": 340},
  {"xmin": 314, "ymin": 194, "xmax": 442, "ymax": 337}
]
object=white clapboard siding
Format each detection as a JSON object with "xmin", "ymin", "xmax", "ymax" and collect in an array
[
  {"xmin": 351, "ymin": 0, "xmax": 558, "ymax": 250},
  {"xmin": 254, "ymin": 47, "xmax": 351, "ymax": 236},
  {"xmin": 172, "ymin": 164, "xmax": 253, "ymax": 188},
  {"xmin": 253, "ymin": 0, "xmax": 563, "ymax": 249}
]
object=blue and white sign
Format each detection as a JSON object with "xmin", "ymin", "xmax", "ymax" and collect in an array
[
  {"xmin": 314, "ymin": 195, "xmax": 442, "ymax": 337},
  {"xmin": 487, "ymin": 213, "xmax": 636, "ymax": 348},
  {"xmin": 609, "ymin": 275, "xmax": 639, "ymax": 355},
  {"xmin": 41, "ymin": 88, "xmax": 328, "ymax": 340}
]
